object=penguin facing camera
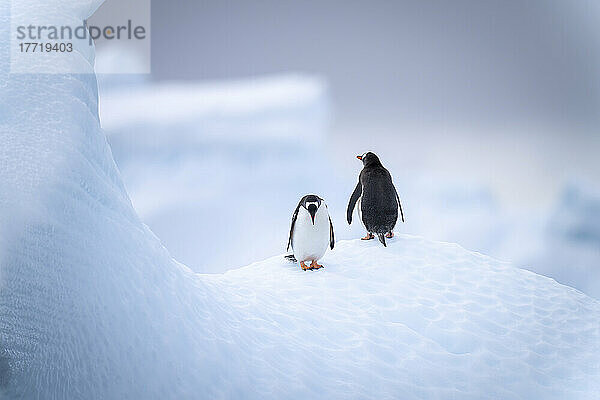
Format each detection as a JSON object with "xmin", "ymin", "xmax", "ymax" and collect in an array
[
  {"xmin": 286, "ymin": 194, "xmax": 335, "ymax": 270},
  {"xmin": 347, "ymin": 152, "xmax": 404, "ymax": 246}
]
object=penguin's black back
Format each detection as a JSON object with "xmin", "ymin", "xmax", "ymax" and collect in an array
[{"xmin": 360, "ymin": 166, "xmax": 398, "ymax": 235}]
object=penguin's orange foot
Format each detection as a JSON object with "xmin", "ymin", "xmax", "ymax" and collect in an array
[
  {"xmin": 300, "ymin": 261, "xmax": 309, "ymax": 271},
  {"xmin": 361, "ymin": 233, "xmax": 375, "ymax": 240},
  {"xmin": 310, "ymin": 260, "xmax": 323, "ymax": 270},
  {"xmin": 385, "ymin": 232, "xmax": 394, "ymax": 238}
]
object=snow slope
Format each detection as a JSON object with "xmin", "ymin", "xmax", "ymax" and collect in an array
[
  {"xmin": 218, "ymin": 237, "xmax": 600, "ymax": 399},
  {"xmin": 1, "ymin": 1, "xmax": 600, "ymax": 399}
]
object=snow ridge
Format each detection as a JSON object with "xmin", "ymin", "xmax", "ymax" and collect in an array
[{"xmin": 216, "ymin": 237, "xmax": 600, "ymax": 399}]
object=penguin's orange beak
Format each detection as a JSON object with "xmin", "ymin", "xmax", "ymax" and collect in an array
[{"xmin": 356, "ymin": 155, "xmax": 362, "ymax": 160}]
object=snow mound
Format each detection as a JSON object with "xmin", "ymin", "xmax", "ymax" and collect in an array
[{"xmin": 217, "ymin": 237, "xmax": 600, "ymax": 399}]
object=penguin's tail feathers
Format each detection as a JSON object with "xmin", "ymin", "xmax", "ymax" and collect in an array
[
  {"xmin": 284, "ymin": 254, "xmax": 297, "ymax": 262},
  {"xmin": 377, "ymin": 233, "xmax": 387, "ymax": 247}
]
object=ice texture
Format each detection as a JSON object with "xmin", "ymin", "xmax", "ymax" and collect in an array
[{"xmin": 1, "ymin": 1, "xmax": 600, "ymax": 399}]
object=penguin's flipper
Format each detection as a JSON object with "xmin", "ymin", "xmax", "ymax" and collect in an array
[
  {"xmin": 284, "ymin": 254, "xmax": 297, "ymax": 263},
  {"xmin": 287, "ymin": 198, "xmax": 304, "ymax": 251},
  {"xmin": 377, "ymin": 233, "xmax": 387, "ymax": 247},
  {"xmin": 347, "ymin": 181, "xmax": 362, "ymax": 224},
  {"xmin": 394, "ymin": 186, "xmax": 405, "ymax": 223},
  {"xmin": 329, "ymin": 216, "xmax": 335, "ymax": 249}
]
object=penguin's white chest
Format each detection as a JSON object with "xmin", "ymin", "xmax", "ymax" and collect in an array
[{"xmin": 292, "ymin": 207, "xmax": 330, "ymax": 262}]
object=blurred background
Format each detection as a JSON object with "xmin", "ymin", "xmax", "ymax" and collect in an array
[{"xmin": 95, "ymin": 0, "xmax": 600, "ymax": 298}]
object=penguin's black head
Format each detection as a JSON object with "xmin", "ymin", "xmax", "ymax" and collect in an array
[
  {"xmin": 357, "ymin": 152, "xmax": 382, "ymax": 167},
  {"xmin": 301, "ymin": 194, "xmax": 322, "ymax": 224}
]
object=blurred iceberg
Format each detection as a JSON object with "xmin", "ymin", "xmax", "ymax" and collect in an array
[
  {"xmin": 552, "ymin": 182, "xmax": 600, "ymax": 246},
  {"xmin": 99, "ymin": 75, "xmax": 331, "ymax": 272},
  {"xmin": 524, "ymin": 182, "xmax": 600, "ymax": 297}
]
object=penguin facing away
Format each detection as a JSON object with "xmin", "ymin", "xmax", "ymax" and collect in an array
[
  {"xmin": 287, "ymin": 194, "xmax": 335, "ymax": 270},
  {"xmin": 347, "ymin": 152, "xmax": 404, "ymax": 247}
]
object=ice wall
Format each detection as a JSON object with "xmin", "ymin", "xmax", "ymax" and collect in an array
[{"xmin": 0, "ymin": 0, "xmax": 208, "ymax": 397}]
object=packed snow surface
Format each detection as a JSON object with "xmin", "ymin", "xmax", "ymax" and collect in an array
[
  {"xmin": 1, "ymin": 1, "xmax": 600, "ymax": 399},
  {"xmin": 218, "ymin": 238, "xmax": 600, "ymax": 399}
]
